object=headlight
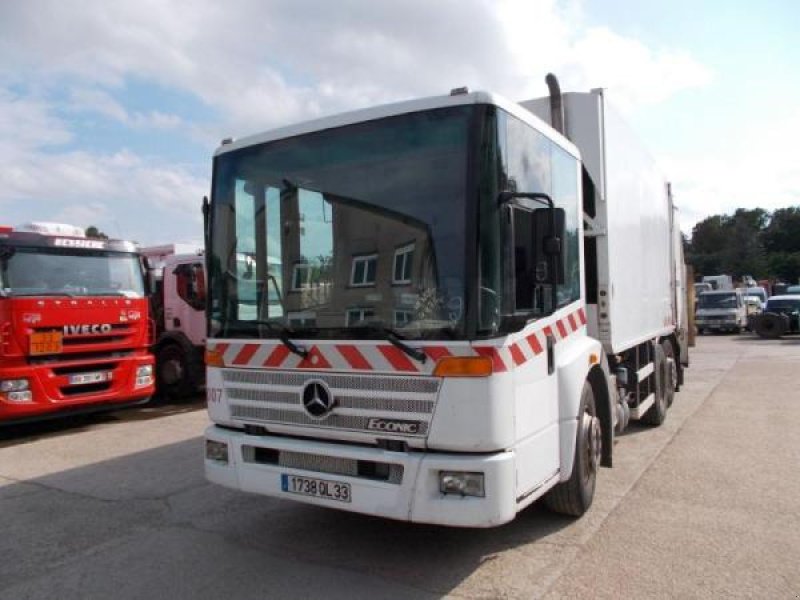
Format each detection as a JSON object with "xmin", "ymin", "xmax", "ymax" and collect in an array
[
  {"xmin": 136, "ymin": 365, "xmax": 153, "ymax": 377},
  {"xmin": 439, "ymin": 471, "xmax": 485, "ymax": 497},
  {"xmin": 7, "ymin": 391, "xmax": 33, "ymax": 402},
  {"xmin": 135, "ymin": 364, "xmax": 154, "ymax": 388},
  {"xmin": 0, "ymin": 379, "xmax": 29, "ymax": 392}
]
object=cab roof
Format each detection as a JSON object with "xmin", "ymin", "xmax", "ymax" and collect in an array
[{"xmin": 214, "ymin": 90, "xmax": 580, "ymax": 160}]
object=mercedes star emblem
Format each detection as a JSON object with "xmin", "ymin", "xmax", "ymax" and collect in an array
[{"xmin": 301, "ymin": 380, "xmax": 335, "ymax": 418}]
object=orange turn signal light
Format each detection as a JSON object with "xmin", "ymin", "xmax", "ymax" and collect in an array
[
  {"xmin": 205, "ymin": 348, "xmax": 225, "ymax": 367},
  {"xmin": 433, "ymin": 356, "xmax": 493, "ymax": 378}
]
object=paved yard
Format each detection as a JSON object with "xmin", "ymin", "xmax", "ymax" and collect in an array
[{"xmin": 1, "ymin": 334, "xmax": 798, "ymax": 599}]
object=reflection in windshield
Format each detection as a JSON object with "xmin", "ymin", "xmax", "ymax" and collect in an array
[
  {"xmin": 698, "ymin": 293, "xmax": 737, "ymax": 309},
  {"xmin": 210, "ymin": 106, "xmax": 471, "ymax": 340},
  {"xmin": 0, "ymin": 248, "xmax": 145, "ymax": 297}
]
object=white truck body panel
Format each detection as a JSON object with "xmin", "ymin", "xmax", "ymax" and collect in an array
[{"xmin": 522, "ymin": 91, "xmax": 675, "ymax": 355}]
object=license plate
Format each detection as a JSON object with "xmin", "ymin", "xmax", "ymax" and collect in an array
[
  {"xmin": 30, "ymin": 331, "xmax": 63, "ymax": 355},
  {"xmin": 281, "ymin": 474, "xmax": 351, "ymax": 503},
  {"xmin": 68, "ymin": 371, "xmax": 113, "ymax": 385}
]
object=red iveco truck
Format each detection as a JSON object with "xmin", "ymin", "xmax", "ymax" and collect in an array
[{"xmin": 0, "ymin": 222, "xmax": 155, "ymax": 424}]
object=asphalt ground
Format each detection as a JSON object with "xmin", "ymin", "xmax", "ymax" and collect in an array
[{"xmin": 0, "ymin": 333, "xmax": 798, "ymax": 599}]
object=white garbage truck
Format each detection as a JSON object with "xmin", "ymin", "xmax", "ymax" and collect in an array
[{"xmin": 203, "ymin": 74, "xmax": 689, "ymax": 527}]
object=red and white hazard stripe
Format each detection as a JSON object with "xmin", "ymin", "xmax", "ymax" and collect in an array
[{"xmin": 209, "ymin": 305, "xmax": 587, "ymax": 374}]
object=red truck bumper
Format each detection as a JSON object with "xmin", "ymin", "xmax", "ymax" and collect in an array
[{"xmin": 0, "ymin": 353, "xmax": 155, "ymax": 424}]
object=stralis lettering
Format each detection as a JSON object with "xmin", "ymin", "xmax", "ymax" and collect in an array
[
  {"xmin": 366, "ymin": 418, "xmax": 420, "ymax": 434},
  {"xmin": 63, "ymin": 324, "xmax": 113, "ymax": 336}
]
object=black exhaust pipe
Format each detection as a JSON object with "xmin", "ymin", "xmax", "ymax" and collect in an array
[{"xmin": 545, "ymin": 73, "xmax": 565, "ymax": 135}]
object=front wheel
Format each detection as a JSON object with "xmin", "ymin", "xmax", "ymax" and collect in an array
[
  {"xmin": 544, "ymin": 381, "xmax": 601, "ymax": 517},
  {"xmin": 156, "ymin": 343, "xmax": 195, "ymax": 399}
]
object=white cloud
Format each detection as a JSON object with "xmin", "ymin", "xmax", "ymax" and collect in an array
[
  {"xmin": 68, "ymin": 87, "xmax": 182, "ymax": 130},
  {"xmin": 666, "ymin": 107, "xmax": 800, "ymax": 235},
  {"xmin": 0, "ymin": 0, "xmax": 711, "ymax": 131},
  {"xmin": 0, "ymin": 0, "xmax": 719, "ymax": 243}
]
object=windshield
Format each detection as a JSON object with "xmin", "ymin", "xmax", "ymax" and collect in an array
[
  {"xmin": 766, "ymin": 299, "xmax": 800, "ymax": 312},
  {"xmin": 698, "ymin": 293, "xmax": 738, "ymax": 309},
  {"xmin": 209, "ymin": 106, "xmax": 473, "ymax": 340},
  {"xmin": 0, "ymin": 247, "xmax": 145, "ymax": 298}
]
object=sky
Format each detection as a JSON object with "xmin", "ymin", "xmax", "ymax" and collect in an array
[{"xmin": 0, "ymin": 0, "xmax": 798, "ymax": 244}]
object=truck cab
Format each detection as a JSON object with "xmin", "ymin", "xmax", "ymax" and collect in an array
[
  {"xmin": 0, "ymin": 223, "xmax": 154, "ymax": 424},
  {"xmin": 142, "ymin": 246, "xmax": 206, "ymax": 398},
  {"xmin": 696, "ymin": 289, "xmax": 747, "ymax": 334}
]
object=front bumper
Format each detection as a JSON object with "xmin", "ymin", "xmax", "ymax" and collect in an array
[
  {"xmin": 696, "ymin": 319, "xmax": 739, "ymax": 330},
  {"xmin": 205, "ymin": 425, "xmax": 517, "ymax": 528},
  {"xmin": 0, "ymin": 354, "xmax": 154, "ymax": 423}
]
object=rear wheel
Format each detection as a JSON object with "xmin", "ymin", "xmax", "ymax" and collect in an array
[
  {"xmin": 660, "ymin": 340, "xmax": 677, "ymax": 407},
  {"xmin": 544, "ymin": 381, "xmax": 601, "ymax": 517},
  {"xmin": 642, "ymin": 343, "xmax": 668, "ymax": 426}
]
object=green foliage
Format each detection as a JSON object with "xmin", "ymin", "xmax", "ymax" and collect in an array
[
  {"xmin": 85, "ymin": 225, "xmax": 109, "ymax": 240},
  {"xmin": 687, "ymin": 206, "xmax": 800, "ymax": 283}
]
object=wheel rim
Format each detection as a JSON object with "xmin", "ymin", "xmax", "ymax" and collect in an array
[
  {"xmin": 581, "ymin": 409, "xmax": 601, "ymax": 484},
  {"xmin": 161, "ymin": 357, "xmax": 183, "ymax": 385}
]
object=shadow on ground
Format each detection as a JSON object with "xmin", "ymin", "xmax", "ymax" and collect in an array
[{"xmin": 0, "ymin": 432, "xmax": 578, "ymax": 599}]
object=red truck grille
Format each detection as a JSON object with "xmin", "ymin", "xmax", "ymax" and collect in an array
[{"xmin": 31, "ymin": 324, "xmax": 138, "ymax": 354}]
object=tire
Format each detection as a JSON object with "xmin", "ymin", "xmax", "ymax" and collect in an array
[
  {"xmin": 660, "ymin": 340, "xmax": 677, "ymax": 407},
  {"xmin": 544, "ymin": 381, "xmax": 601, "ymax": 517},
  {"xmin": 753, "ymin": 313, "xmax": 789, "ymax": 339},
  {"xmin": 642, "ymin": 343, "xmax": 668, "ymax": 427},
  {"xmin": 156, "ymin": 343, "xmax": 194, "ymax": 399}
]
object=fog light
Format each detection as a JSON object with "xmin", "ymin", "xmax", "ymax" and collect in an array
[
  {"xmin": 439, "ymin": 471, "xmax": 485, "ymax": 497},
  {"xmin": 7, "ymin": 390, "xmax": 33, "ymax": 402},
  {"xmin": 0, "ymin": 379, "xmax": 29, "ymax": 392},
  {"xmin": 206, "ymin": 440, "xmax": 229, "ymax": 463},
  {"xmin": 135, "ymin": 365, "xmax": 154, "ymax": 388}
]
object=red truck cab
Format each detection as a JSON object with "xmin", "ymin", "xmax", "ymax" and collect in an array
[{"xmin": 0, "ymin": 223, "xmax": 155, "ymax": 424}]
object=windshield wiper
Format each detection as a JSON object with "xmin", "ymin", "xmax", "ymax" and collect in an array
[
  {"xmin": 384, "ymin": 328, "xmax": 427, "ymax": 364},
  {"xmin": 254, "ymin": 320, "xmax": 309, "ymax": 360},
  {"xmin": 349, "ymin": 324, "xmax": 427, "ymax": 364}
]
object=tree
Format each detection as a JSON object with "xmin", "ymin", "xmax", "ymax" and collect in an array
[
  {"xmin": 85, "ymin": 226, "xmax": 109, "ymax": 240},
  {"xmin": 687, "ymin": 208, "xmax": 767, "ymax": 279}
]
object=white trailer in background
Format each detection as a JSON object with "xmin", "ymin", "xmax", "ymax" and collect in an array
[
  {"xmin": 141, "ymin": 245, "xmax": 207, "ymax": 397},
  {"xmin": 202, "ymin": 75, "xmax": 689, "ymax": 527}
]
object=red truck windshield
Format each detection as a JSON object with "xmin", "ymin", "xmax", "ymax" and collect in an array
[{"xmin": 0, "ymin": 247, "xmax": 145, "ymax": 298}]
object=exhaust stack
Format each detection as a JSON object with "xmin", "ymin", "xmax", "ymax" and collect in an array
[{"xmin": 545, "ymin": 73, "xmax": 565, "ymax": 136}]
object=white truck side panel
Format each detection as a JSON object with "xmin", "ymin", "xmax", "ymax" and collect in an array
[
  {"xmin": 601, "ymin": 100, "xmax": 673, "ymax": 353},
  {"xmin": 522, "ymin": 92, "xmax": 674, "ymax": 354}
]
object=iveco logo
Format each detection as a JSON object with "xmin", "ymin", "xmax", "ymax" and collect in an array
[
  {"xmin": 301, "ymin": 380, "xmax": 335, "ymax": 418},
  {"xmin": 63, "ymin": 324, "xmax": 113, "ymax": 336}
]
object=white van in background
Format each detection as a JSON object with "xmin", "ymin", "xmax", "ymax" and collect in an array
[{"xmin": 696, "ymin": 289, "xmax": 747, "ymax": 334}]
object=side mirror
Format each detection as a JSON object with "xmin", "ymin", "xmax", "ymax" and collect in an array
[{"xmin": 532, "ymin": 207, "xmax": 566, "ymax": 285}]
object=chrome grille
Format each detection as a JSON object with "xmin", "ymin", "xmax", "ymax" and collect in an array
[
  {"xmin": 223, "ymin": 368, "xmax": 440, "ymax": 438},
  {"xmin": 231, "ymin": 405, "xmax": 430, "ymax": 436},
  {"xmin": 226, "ymin": 387, "xmax": 434, "ymax": 414},
  {"xmin": 222, "ymin": 369, "xmax": 439, "ymax": 394}
]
